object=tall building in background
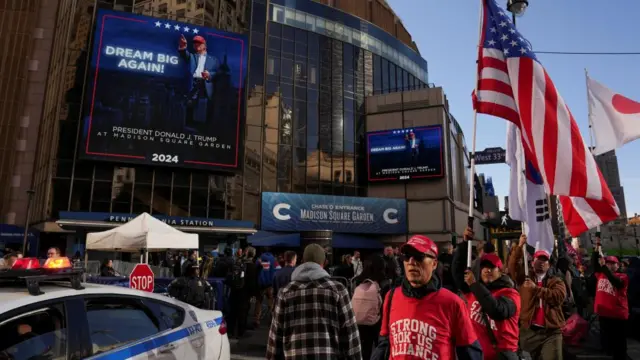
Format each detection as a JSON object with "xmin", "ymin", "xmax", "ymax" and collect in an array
[
  {"xmin": 133, "ymin": 0, "xmax": 249, "ymax": 33},
  {"xmin": 0, "ymin": 1, "xmax": 59, "ymax": 226},
  {"xmin": 595, "ymin": 150, "xmax": 627, "ymax": 222},
  {"xmin": 0, "ymin": 0, "xmax": 432, "ymax": 255}
]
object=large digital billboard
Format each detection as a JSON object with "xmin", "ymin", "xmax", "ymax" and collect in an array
[
  {"xmin": 80, "ymin": 10, "xmax": 248, "ymax": 171},
  {"xmin": 367, "ymin": 125, "xmax": 444, "ymax": 182},
  {"xmin": 261, "ymin": 192, "xmax": 407, "ymax": 234}
]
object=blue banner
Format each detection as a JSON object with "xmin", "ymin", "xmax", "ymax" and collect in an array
[
  {"xmin": 261, "ymin": 192, "xmax": 407, "ymax": 234},
  {"xmin": 80, "ymin": 9, "xmax": 248, "ymax": 171},
  {"xmin": 58, "ymin": 212, "xmax": 254, "ymax": 229}
]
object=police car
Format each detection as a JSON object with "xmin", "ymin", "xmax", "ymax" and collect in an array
[{"xmin": 0, "ymin": 256, "xmax": 230, "ymax": 359}]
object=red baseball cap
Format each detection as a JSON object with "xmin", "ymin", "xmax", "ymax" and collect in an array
[
  {"xmin": 480, "ymin": 253, "xmax": 503, "ymax": 270},
  {"xmin": 193, "ymin": 35, "xmax": 206, "ymax": 44},
  {"xmin": 605, "ymin": 256, "xmax": 619, "ymax": 264},
  {"xmin": 533, "ymin": 250, "xmax": 550, "ymax": 260},
  {"xmin": 401, "ymin": 235, "xmax": 438, "ymax": 257}
]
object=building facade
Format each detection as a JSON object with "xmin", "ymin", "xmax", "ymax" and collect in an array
[
  {"xmin": 365, "ymin": 89, "xmax": 485, "ymax": 243},
  {"xmin": 2, "ymin": 0, "xmax": 450, "ymax": 253},
  {"xmin": 595, "ymin": 150, "xmax": 627, "ymax": 221}
]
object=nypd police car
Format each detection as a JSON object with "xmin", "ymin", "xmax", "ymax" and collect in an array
[{"xmin": 0, "ymin": 256, "xmax": 230, "ymax": 359}]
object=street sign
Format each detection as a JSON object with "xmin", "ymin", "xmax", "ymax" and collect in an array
[
  {"xmin": 129, "ymin": 263, "xmax": 154, "ymax": 292},
  {"xmin": 472, "ymin": 147, "xmax": 506, "ymax": 165}
]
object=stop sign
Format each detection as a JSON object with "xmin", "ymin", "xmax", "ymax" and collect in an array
[{"xmin": 129, "ymin": 264, "xmax": 154, "ymax": 292}]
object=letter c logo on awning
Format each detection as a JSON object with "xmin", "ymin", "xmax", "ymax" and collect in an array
[
  {"xmin": 273, "ymin": 203, "xmax": 291, "ymax": 221},
  {"xmin": 383, "ymin": 208, "xmax": 398, "ymax": 224}
]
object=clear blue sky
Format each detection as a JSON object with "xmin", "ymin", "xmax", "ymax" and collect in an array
[{"xmin": 388, "ymin": 0, "xmax": 640, "ymax": 218}]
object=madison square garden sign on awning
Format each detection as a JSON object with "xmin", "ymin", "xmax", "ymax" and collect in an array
[{"xmin": 260, "ymin": 192, "xmax": 407, "ymax": 234}]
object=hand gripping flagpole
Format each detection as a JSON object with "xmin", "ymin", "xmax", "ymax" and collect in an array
[
  {"xmin": 585, "ymin": 68, "xmax": 605, "ymax": 257},
  {"xmin": 467, "ymin": 0, "xmax": 485, "ymax": 269}
]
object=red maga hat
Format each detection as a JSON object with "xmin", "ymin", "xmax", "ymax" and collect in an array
[
  {"xmin": 604, "ymin": 256, "xmax": 619, "ymax": 264},
  {"xmin": 193, "ymin": 35, "xmax": 206, "ymax": 44},
  {"xmin": 402, "ymin": 235, "xmax": 438, "ymax": 257},
  {"xmin": 480, "ymin": 253, "xmax": 503, "ymax": 270},
  {"xmin": 533, "ymin": 250, "xmax": 550, "ymax": 260}
]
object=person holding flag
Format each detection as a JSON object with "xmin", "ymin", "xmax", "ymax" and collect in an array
[
  {"xmin": 508, "ymin": 234, "xmax": 566, "ymax": 360},
  {"xmin": 591, "ymin": 238, "xmax": 629, "ymax": 360},
  {"xmin": 471, "ymin": 0, "xmax": 619, "ymax": 238},
  {"xmin": 452, "ymin": 227, "xmax": 521, "ymax": 360}
]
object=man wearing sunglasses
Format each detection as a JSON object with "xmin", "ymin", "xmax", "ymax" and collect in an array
[{"xmin": 373, "ymin": 235, "xmax": 483, "ymax": 360}]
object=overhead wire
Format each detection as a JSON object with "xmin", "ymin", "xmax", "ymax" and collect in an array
[{"xmin": 533, "ymin": 51, "xmax": 640, "ymax": 56}]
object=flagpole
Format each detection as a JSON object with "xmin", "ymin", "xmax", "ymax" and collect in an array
[
  {"xmin": 467, "ymin": 0, "xmax": 485, "ymax": 269},
  {"xmin": 585, "ymin": 68, "xmax": 605, "ymax": 257},
  {"xmin": 585, "ymin": 69, "xmax": 603, "ymax": 243},
  {"xmin": 522, "ymin": 222, "xmax": 529, "ymax": 277}
]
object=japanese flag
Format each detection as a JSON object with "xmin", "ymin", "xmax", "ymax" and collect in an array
[{"xmin": 588, "ymin": 76, "xmax": 640, "ymax": 155}]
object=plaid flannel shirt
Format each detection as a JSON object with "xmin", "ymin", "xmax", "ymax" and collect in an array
[{"xmin": 266, "ymin": 277, "xmax": 362, "ymax": 360}]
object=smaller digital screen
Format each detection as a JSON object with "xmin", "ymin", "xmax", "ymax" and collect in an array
[{"xmin": 367, "ymin": 125, "xmax": 444, "ymax": 182}]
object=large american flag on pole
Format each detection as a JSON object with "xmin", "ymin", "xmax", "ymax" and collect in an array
[{"xmin": 472, "ymin": 0, "xmax": 620, "ymax": 237}]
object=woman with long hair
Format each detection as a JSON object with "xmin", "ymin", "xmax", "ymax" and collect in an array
[{"xmin": 352, "ymin": 255, "xmax": 391, "ymax": 360}]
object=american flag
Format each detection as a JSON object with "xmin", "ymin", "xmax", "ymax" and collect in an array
[{"xmin": 473, "ymin": 0, "xmax": 619, "ymax": 236}]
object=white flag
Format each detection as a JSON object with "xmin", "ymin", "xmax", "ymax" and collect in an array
[
  {"xmin": 505, "ymin": 122, "xmax": 555, "ymax": 254},
  {"xmin": 588, "ymin": 76, "xmax": 640, "ymax": 155}
]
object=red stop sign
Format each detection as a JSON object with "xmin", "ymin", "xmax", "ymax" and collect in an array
[{"xmin": 129, "ymin": 264, "xmax": 154, "ymax": 292}]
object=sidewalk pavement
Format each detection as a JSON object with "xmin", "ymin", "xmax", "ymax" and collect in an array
[{"xmin": 229, "ymin": 324, "xmax": 270, "ymax": 359}]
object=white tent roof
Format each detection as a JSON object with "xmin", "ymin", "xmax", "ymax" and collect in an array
[{"xmin": 86, "ymin": 213, "xmax": 198, "ymax": 252}]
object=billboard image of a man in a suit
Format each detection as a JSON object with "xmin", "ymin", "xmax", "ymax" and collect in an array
[
  {"xmin": 178, "ymin": 34, "xmax": 219, "ymax": 127},
  {"xmin": 405, "ymin": 129, "xmax": 419, "ymax": 165}
]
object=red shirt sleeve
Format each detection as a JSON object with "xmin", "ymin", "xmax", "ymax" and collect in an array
[
  {"xmin": 379, "ymin": 289, "xmax": 393, "ymax": 337},
  {"xmin": 452, "ymin": 296, "xmax": 478, "ymax": 346}
]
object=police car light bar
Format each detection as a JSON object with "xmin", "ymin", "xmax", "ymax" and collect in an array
[
  {"xmin": 11, "ymin": 258, "xmax": 41, "ymax": 270},
  {"xmin": 1, "ymin": 257, "xmax": 84, "ymax": 296}
]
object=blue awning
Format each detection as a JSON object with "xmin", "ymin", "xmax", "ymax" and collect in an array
[
  {"xmin": 248, "ymin": 231, "xmax": 300, "ymax": 247},
  {"xmin": 332, "ymin": 234, "xmax": 383, "ymax": 249}
]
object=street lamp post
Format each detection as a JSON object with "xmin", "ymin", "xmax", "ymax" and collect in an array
[
  {"xmin": 22, "ymin": 190, "xmax": 35, "ymax": 255},
  {"xmin": 507, "ymin": 0, "xmax": 529, "ymax": 25}
]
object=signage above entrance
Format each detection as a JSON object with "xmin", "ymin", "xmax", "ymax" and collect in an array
[
  {"xmin": 58, "ymin": 212, "xmax": 254, "ymax": 229},
  {"xmin": 261, "ymin": 192, "xmax": 407, "ymax": 234}
]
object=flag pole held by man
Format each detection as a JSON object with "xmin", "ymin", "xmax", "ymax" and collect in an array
[{"xmin": 472, "ymin": 0, "xmax": 620, "ymax": 238}]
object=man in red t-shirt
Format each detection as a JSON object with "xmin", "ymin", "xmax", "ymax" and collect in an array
[
  {"xmin": 373, "ymin": 235, "xmax": 482, "ymax": 360},
  {"xmin": 592, "ymin": 239, "xmax": 629, "ymax": 360}
]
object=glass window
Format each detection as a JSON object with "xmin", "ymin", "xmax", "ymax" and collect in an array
[
  {"xmin": 0, "ymin": 304, "xmax": 67, "ymax": 359},
  {"xmin": 86, "ymin": 299, "xmax": 159, "ymax": 355},
  {"xmin": 150, "ymin": 300, "xmax": 185, "ymax": 330},
  {"xmin": 308, "ymin": 61, "xmax": 318, "ymax": 86},
  {"xmin": 268, "ymin": 22, "xmax": 281, "ymax": 37},
  {"xmin": 281, "ymin": 58, "xmax": 293, "ymax": 79},
  {"xmin": 284, "ymin": 8, "xmax": 295, "ymax": 26},
  {"xmin": 389, "ymin": 63, "xmax": 397, "ymax": 93},
  {"xmin": 250, "ymin": 49, "xmax": 265, "ymax": 87},
  {"xmin": 294, "ymin": 11, "xmax": 305, "ymax": 28},
  {"xmin": 305, "ymin": 14, "xmax": 315, "ymax": 31},
  {"xmin": 252, "ymin": 31, "xmax": 265, "ymax": 49},
  {"xmin": 294, "ymin": 100, "xmax": 306, "ymax": 147},
  {"xmin": 267, "ymin": 54, "xmax": 278, "ymax": 76},
  {"xmin": 381, "ymin": 58, "xmax": 389, "ymax": 94},
  {"xmin": 373, "ymin": 55, "xmax": 381, "ymax": 95},
  {"xmin": 282, "ymin": 24, "xmax": 294, "ymax": 40},
  {"xmin": 344, "ymin": 110, "xmax": 355, "ymax": 144},
  {"xmin": 268, "ymin": 35, "xmax": 281, "ymax": 51},
  {"xmin": 403, "ymin": 70, "xmax": 409, "ymax": 91},
  {"xmin": 307, "ymin": 33, "xmax": 319, "ymax": 57},
  {"xmin": 272, "ymin": 4, "xmax": 284, "ymax": 23},
  {"xmin": 282, "ymin": 39, "xmax": 294, "ymax": 54}
]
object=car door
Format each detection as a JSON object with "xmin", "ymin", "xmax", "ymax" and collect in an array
[
  {"xmin": 0, "ymin": 299, "xmax": 78, "ymax": 360},
  {"xmin": 82, "ymin": 295, "xmax": 185, "ymax": 360},
  {"xmin": 143, "ymin": 298, "xmax": 207, "ymax": 359}
]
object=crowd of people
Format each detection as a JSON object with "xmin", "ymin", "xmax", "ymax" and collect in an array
[
  {"xmin": 259, "ymin": 230, "xmax": 634, "ymax": 360},
  {"xmin": 107, "ymin": 232, "xmax": 637, "ymax": 360}
]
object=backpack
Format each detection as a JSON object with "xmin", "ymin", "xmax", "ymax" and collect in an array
[
  {"xmin": 170, "ymin": 278, "xmax": 206, "ymax": 307},
  {"xmin": 230, "ymin": 260, "xmax": 246, "ymax": 289},
  {"xmin": 352, "ymin": 279, "xmax": 382, "ymax": 325}
]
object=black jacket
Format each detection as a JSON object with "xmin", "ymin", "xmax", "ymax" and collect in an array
[{"xmin": 452, "ymin": 241, "xmax": 517, "ymax": 320}]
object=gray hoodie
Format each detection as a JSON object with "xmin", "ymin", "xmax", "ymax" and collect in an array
[{"xmin": 291, "ymin": 262, "xmax": 330, "ymax": 282}]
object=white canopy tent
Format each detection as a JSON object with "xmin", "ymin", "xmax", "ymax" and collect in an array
[{"xmin": 86, "ymin": 212, "xmax": 199, "ymax": 253}]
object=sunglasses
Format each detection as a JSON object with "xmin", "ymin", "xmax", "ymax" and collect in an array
[{"xmin": 400, "ymin": 251, "xmax": 435, "ymax": 263}]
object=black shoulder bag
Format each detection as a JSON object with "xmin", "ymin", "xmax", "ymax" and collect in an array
[
  {"xmin": 481, "ymin": 312, "xmax": 523, "ymax": 360},
  {"xmin": 370, "ymin": 286, "xmax": 396, "ymax": 360}
]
